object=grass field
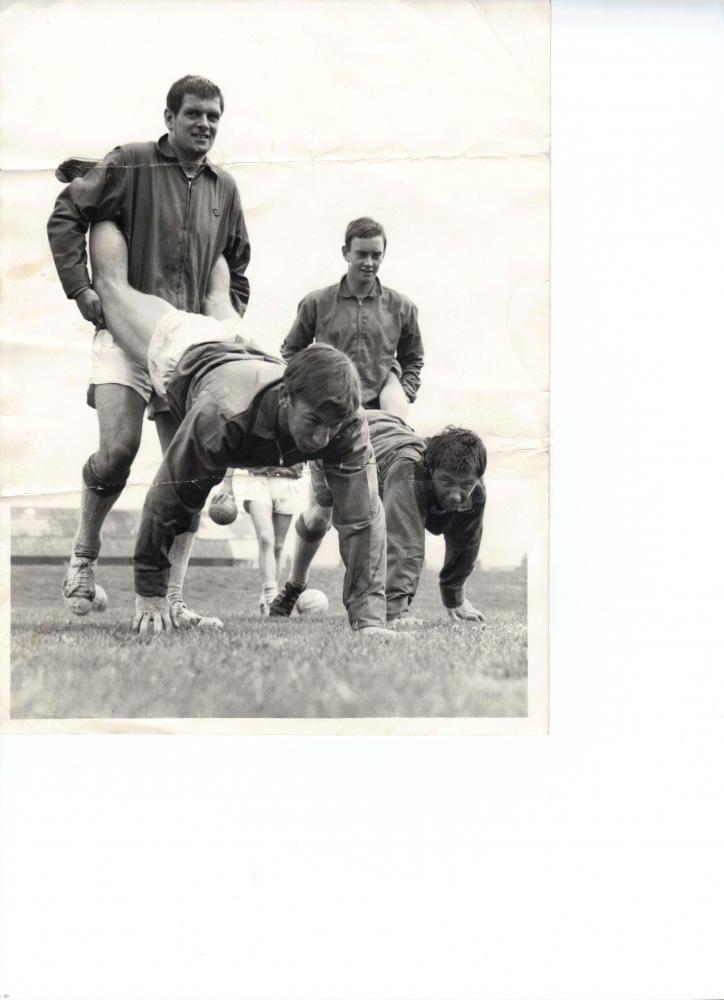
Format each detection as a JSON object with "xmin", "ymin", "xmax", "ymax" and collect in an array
[{"xmin": 10, "ymin": 562, "xmax": 527, "ymax": 719}]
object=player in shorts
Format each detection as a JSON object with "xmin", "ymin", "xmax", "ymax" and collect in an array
[
  {"xmin": 47, "ymin": 74, "xmax": 250, "ymax": 626},
  {"xmin": 85, "ymin": 221, "xmax": 408, "ymax": 641},
  {"xmin": 269, "ymin": 410, "xmax": 488, "ymax": 625},
  {"xmin": 241, "ymin": 465, "xmax": 303, "ymax": 615}
]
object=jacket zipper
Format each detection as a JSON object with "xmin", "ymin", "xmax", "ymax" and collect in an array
[{"xmin": 177, "ymin": 175, "xmax": 194, "ymax": 306}]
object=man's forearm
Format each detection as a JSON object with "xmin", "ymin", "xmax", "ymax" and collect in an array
[
  {"xmin": 47, "ymin": 189, "xmax": 94, "ymax": 300},
  {"xmin": 399, "ymin": 357, "xmax": 424, "ymax": 402}
]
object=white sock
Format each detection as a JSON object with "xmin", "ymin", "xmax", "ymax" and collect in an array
[{"xmin": 166, "ymin": 531, "xmax": 196, "ymax": 604}]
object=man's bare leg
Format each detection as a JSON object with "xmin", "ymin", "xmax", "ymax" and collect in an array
[
  {"xmin": 63, "ymin": 383, "xmax": 147, "ymax": 615},
  {"xmin": 269, "ymin": 500, "xmax": 332, "ymax": 617},
  {"xmin": 202, "ymin": 254, "xmax": 244, "ymax": 328},
  {"xmin": 89, "ymin": 221, "xmax": 175, "ymax": 365},
  {"xmin": 152, "ymin": 411, "xmax": 222, "ymax": 629},
  {"xmin": 72, "ymin": 221, "xmax": 222, "ymax": 627},
  {"xmin": 379, "ymin": 371, "xmax": 409, "ymax": 419}
]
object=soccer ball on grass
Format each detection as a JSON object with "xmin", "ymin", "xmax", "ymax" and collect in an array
[{"xmin": 295, "ymin": 589, "xmax": 329, "ymax": 616}]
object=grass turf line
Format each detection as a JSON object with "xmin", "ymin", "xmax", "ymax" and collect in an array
[{"xmin": 10, "ymin": 563, "xmax": 527, "ymax": 719}]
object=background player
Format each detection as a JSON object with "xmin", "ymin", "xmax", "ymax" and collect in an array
[
  {"xmin": 47, "ymin": 74, "xmax": 250, "ymax": 626},
  {"xmin": 209, "ymin": 216, "xmax": 423, "ymax": 536},
  {"xmin": 244, "ymin": 465, "xmax": 303, "ymax": 615},
  {"xmin": 272, "ymin": 410, "xmax": 487, "ymax": 625},
  {"xmin": 86, "ymin": 221, "xmax": 408, "ymax": 640}
]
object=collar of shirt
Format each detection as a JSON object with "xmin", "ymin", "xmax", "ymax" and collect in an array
[
  {"xmin": 339, "ymin": 275, "xmax": 382, "ymax": 300},
  {"xmin": 249, "ymin": 385, "xmax": 306, "ymax": 463},
  {"xmin": 156, "ymin": 134, "xmax": 221, "ymax": 179}
]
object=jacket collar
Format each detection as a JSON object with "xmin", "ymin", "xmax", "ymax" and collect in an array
[
  {"xmin": 156, "ymin": 134, "xmax": 221, "ymax": 177},
  {"xmin": 339, "ymin": 275, "xmax": 382, "ymax": 300}
]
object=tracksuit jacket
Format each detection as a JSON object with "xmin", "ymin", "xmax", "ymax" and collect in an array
[
  {"xmin": 135, "ymin": 344, "xmax": 387, "ymax": 630},
  {"xmin": 365, "ymin": 411, "xmax": 485, "ymax": 618},
  {"xmin": 280, "ymin": 277, "xmax": 424, "ymax": 405},
  {"xmin": 47, "ymin": 135, "xmax": 250, "ymax": 316}
]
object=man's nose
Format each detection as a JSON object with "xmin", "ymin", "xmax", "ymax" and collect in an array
[{"xmin": 311, "ymin": 428, "xmax": 331, "ymax": 449}]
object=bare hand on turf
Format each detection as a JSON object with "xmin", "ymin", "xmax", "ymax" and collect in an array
[
  {"xmin": 133, "ymin": 595, "xmax": 172, "ymax": 636},
  {"xmin": 446, "ymin": 598, "xmax": 486, "ymax": 624}
]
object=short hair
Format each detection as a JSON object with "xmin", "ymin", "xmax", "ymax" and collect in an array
[
  {"xmin": 166, "ymin": 75, "xmax": 224, "ymax": 115},
  {"xmin": 426, "ymin": 426, "xmax": 487, "ymax": 479},
  {"xmin": 284, "ymin": 344, "xmax": 361, "ymax": 423},
  {"xmin": 344, "ymin": 217, "xmax": 387, "ymax": 250}
]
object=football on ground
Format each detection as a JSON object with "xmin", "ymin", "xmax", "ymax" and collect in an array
[{"xmin": 296, "ymin": 589, "xmax": 329, "ymax": 615}]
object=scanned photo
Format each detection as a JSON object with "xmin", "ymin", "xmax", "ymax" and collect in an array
[{"xmin": 0, "ymin": 0, "xmax": 549, "ymax": 733}]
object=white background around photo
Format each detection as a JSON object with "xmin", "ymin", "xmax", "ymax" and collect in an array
[{"xmin": 1, "ymin": 1, "xmax": 724, "ymax": 999}]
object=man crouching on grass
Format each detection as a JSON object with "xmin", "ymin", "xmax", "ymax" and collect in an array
[
  {"xmin": 88, "ymin": 220, "xmax": 405, "ymax": 639},
  {"xmin": 272, "ymin": 410, "xmax": 487, "ymax": 626}
]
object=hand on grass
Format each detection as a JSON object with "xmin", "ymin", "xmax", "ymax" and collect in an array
[
  {"xmin": 388, "ymin": 616, "xmax": 426, "ymax": 629},
  {"xmin": 75, "ymin": 288, "xmax": 105, "ymax": 329},
  {"xmin": 170, "ymin": 600, "xmax": 224, "ymax": 630},
  {"xmin": 446, "ymin": 599, "xmax": 486, "ymax": 624},
  {"xmin": 357, "ymin": 625, "xmax": 415, "ymax": 641},
  {"xmin": 133, "ymin": 595, "xmax": 172, "ymax": 635}
]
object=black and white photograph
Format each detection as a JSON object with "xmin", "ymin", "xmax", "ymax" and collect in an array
[
  {"xmin": 2, "ymin": 2, "xmax": 724, "ymax": 999},
  {"xmin": 1, "ymin": 0, "xmax": 549, "ymax": 731}
]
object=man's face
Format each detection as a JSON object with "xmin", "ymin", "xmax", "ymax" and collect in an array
[
  {"xmin": 284, "ymin": 394, "xmax": 342, "ymax": 454},
  {"xmin": 343, "ymin": 235, "xmax": 386, "ymax": 284},
  {"xmin": 164, "ymin": 93, "xmax": 222, "ymax": 160},
  {"xmin": 430, "ymin": 468, "xmax": 479, "ymax": 512}
]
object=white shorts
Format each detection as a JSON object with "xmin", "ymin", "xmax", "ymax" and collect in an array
[
  {"xmin": 89, "ymin": 327, "xmax": 164, "ymax": 413},
  {"xmin": 241, "ymin": 474, "xmax": 301, "ymax": 516},
  {"xmin": 148, "ymin": 310, "xmax": 242, "ymax": 399}
]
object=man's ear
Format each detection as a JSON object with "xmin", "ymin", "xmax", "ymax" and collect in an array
[
  {"xmin": 280, "ymin": 385, "xmax": 290, "ymax": 406},
  {"xmin": 164, "ymin": 107, "xmax": 174, "ymax": 132},
  {"xmin": 341, "ymin": 244, "xmax": 350, "ymax": 263}
]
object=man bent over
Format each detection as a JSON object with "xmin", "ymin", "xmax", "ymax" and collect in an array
[
  {"xmin": 89, "ymin": 221, "xmax": 406, "ymax": 639},
  {"xmin": 272, "ymin": 410, "xmax": 487, "ymax": 625}
]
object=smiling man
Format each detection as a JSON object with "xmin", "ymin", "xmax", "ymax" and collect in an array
[{"xmin": 47, "ymin": 74, "xmax": 250, "ymax": 627}]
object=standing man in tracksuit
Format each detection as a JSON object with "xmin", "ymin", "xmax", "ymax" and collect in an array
[{"xmin": 47, "ymin": 74, "xmax": 250, "ymax": 627}]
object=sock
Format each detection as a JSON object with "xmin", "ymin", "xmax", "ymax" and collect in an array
[
  {"xmin": 73, "ymin": 458, "xmax": 125, "ymax": 560},
  {"xmin": 261, "ymin": 582, "xmax": 278, "ymax": 603},
  {"xmin": 165, "ymin": 531, "xmax": 196, "ymax": 605},
  {"xmin": 288, "ymin": 514, "xmax": 328, "ymax": 588}
]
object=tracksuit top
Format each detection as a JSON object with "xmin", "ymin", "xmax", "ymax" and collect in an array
[
  {"xmin": 280, "ymin": 277, "xmax": 424, "ymax": 405},
  {"xmin": 47, "ymin": 135, "xmax": 250, "ymax": 316}
]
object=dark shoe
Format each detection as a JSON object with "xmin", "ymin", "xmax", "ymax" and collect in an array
[{"xmin": 268, "ymin": 581, "xmax": 306, "ymax": 617}]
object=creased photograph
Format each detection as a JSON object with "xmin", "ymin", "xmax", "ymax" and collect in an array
[{"xmin": 0, "ymin": 0, "xmax": 549, "ymax": 733}]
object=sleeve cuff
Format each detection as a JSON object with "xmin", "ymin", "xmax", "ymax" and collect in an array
[{"xmin": 440, "ymin": 585, "xmax": 463, "ymax": 609}]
